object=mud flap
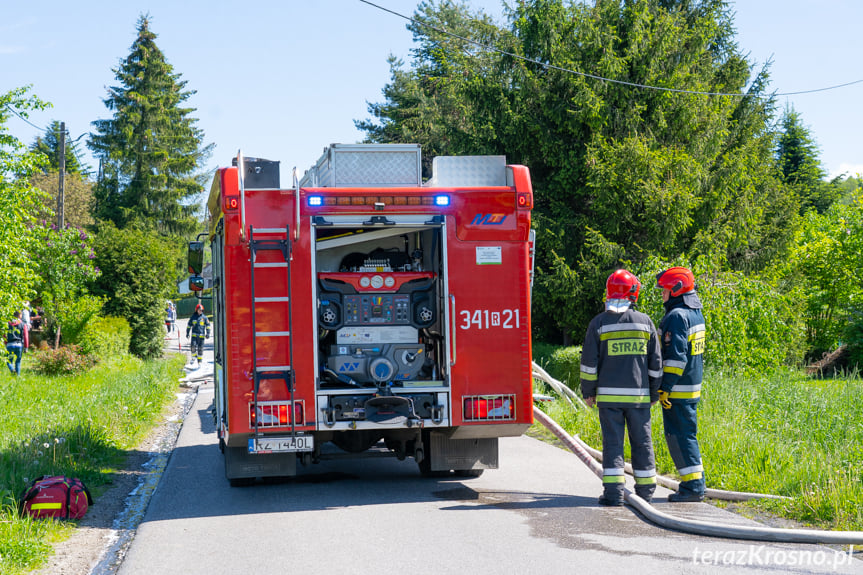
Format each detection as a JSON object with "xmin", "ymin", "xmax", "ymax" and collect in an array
[
  {"xmin": 224, "ymin": 445, "xmax": 297, "ymax": 483},
  {"xmin": 427, "ymin": 432, "xmax": 498, "ymax": 472}
]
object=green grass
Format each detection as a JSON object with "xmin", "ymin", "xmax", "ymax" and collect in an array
[
  {"xmin": 0, "ymin": 354, "xmax": 185, "ymax": 575},
  {"xmin": 534, "ymin": 358, "xmax": 863, "ymax": 531}
]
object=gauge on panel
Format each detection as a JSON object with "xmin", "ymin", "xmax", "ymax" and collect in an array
[
  {"xmin": 371, "ymin": 275, "xmax": 384, "ymax": 289},
  {"xmin": 359, "ymin": 276, "xmax": 371, "ymax": 288},
  {"xmin": 384, "ymin": 276, "xmax": 395, "ymax": 288}
]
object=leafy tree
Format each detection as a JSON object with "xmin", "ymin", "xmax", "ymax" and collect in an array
[
  {"xmin": 30, "ymin": 120, "xmax": 86, "ymax": 174},
  {"xmin": 31, "ymin": 225, "xmax": 100, "ymax": 347},
  {"xmin": 776, "ymin": 106, "xmax": 840, "ymax": 213},
  {"xmin": 90, "ymin": 224, "xmax": 178, "ymax": 358},
  {"xmin": 0, "ymin": 86, "xmax": 49, "ymax": 321},
  {"xmin": 788, "ymin": 192, "xmax": 863, "ymax": 359},
  {"xmin": 89, "ymin": 15, "xmax": 212, "ymax": 236},
  {"xmin": 30, "ymin": 171, "xmax": 95, "ymax": 228},
  {"xmin": 358, "ymin": 0, "xmax": 799, "ymax": 343}
]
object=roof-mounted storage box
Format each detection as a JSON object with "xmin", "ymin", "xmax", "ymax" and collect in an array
[
  {"xmin": 232, "ymin": 156, "xmax": 280, "ymax": 189},
  {"xmin": 300, "ymin": 144, "xmax": 422, "ymax": 188}
]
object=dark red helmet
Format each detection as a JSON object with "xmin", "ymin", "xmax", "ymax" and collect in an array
[
  {"xmin": 606, "ymin": 269, "xmax": 641, "ymax": 303},
  {"xmin": 656, "ymin": 267, "xmax": 695, "ymax": 297},
  {"xmin": 195, "ymin": 303, "xmax": 204, "ymax": 312}
]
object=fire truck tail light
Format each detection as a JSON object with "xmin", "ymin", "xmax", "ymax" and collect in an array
[
  {"xmin": 463, "ymin": 395, "xmax": 516, "ymax": 422},
  {"xmin": 249, "ymin": 401, "xmax": 304, "ymax": 428},
  {"xmin": 434, "ymin": 195, "xmax": 450, "ymax": 206},
  {"xmin": 225, "ymin": 195, "xmax": 239, "ymax": 211},
  {"xmin": 308, "ymin": 196, "xmax": 323, "ymax": 207},
  {"xmin": 516, "ymin": 192, "xmax": 531, "ymax": 209}
]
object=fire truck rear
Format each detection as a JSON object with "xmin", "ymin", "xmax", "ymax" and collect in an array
[{"xmin": 189, "ymin": 144, "xmax": 535, "ymax": 485}]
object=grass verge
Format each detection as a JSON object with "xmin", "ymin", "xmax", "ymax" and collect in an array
[
  {"xmin": 0, "ymin": 354, "xmax": 185, "ymax": 575},
  {"xmin": 534, "ymin": 352, "xmax": 863, "ymax": 532}
]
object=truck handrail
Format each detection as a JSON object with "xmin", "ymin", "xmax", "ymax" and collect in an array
[{"xmin": 237, "ymin": 150, "xmax": 246, "ymax": 241}]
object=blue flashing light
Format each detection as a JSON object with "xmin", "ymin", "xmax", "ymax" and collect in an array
[
  {"xmin": 308, "ymin": 196, "xmax": 323, "ymax": 207},
  {"xmin": 434, "ymin": 195, "xmax": 450, "ymax": 207}
]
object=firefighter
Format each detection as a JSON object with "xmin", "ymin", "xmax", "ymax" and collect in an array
[
  {"xmin": 580, "ymin": 270, "xmax": 662, "ymax": 506},
  {"xmin": 186, "ymin": 303, "xmax": 211, "ymax": 367},
  {"xmin": 656, "ymin": 266, "xmax": 707, "ymax": 502}
]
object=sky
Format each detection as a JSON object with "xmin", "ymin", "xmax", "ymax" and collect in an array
[{"xmin": 2, "ymin": 0, "xmax": 861, "ymax": 185}]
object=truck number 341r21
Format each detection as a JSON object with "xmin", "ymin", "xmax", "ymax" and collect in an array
[{"xmin": 459, "ymin": 309, "xmax": 521, "ymax": 330}]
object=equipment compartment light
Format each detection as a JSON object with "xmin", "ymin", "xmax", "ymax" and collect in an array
[
  {"xmin": 434, "ymin": 195, "xmax": 450, "ymax": 206},
  {"xmin": 308, "ymin": 196, "xmax": 323, "ymax": 207}
]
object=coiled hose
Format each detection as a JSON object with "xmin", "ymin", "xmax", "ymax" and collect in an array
[{"xmin": 531, "ymin": 363, "xmax": 863, "ymax": 544}]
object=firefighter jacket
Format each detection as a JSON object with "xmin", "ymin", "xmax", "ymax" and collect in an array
[
  {"xmin": 658, "ymin": 293, "xmax": 705, "ymax": 404},
  {"xmin": 186, "ymin": 312, "xmax": 211, "ymax": 339},
  {"xmin": 580, "ymin": 307, "xmax": 662, "ymax": 408}
]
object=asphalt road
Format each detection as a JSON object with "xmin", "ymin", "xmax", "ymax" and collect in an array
[{"xmin": 112, "ymin": 322, "xmax": 860, "ymax": 575}]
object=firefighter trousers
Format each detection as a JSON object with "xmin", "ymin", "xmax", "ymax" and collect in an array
[
  {"xmin": 598, "ymin": 406, "xmax": 656, "ymax": 501},
  {"xmin": 662, "ymin": 401, "xmax": 705, "ymax": 496},
  {"xmin": 190, "ymin": 336, "xmax": 205, "ymax": 363}
]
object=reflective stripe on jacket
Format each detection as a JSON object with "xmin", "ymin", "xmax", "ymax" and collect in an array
[
  {"xmin": 580, "ymin": 307, "xmax": 662, "ymax": 408},
  {"xmin": 186, "ymin": 312, "xmax": 211, "ymax": 338},
  {"xmin": 659, "ymin": 298, "xmax": 705, "ymax": 402}
]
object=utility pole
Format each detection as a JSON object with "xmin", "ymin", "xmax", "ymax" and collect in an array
[{"xmin": 57, "ymin": 121, "xmax": 66, "ymax": 229}]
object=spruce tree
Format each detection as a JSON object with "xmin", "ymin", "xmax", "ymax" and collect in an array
[
  {"xmin": 30, "ymin": 120, "xmax": 86, "ymax": 174},
  {"xmin": 89, "ymin": 15, "xmax": 212, "ymax": 235}
]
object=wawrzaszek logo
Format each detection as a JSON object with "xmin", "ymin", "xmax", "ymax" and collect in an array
[{"xmin": 692, "ymin": 546, "xmax": 855, "ymax": 570}]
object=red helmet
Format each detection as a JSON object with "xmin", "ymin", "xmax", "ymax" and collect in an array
[
  {"xmin": 656, "ymin": 267, "xmax": 695, "ymax": 297},
  {"xmin": 195, "ymin": 303, "xmax": 204, "ymax": 312},
  {"xmin": 606, "ymin": 269, "xmax": 641, "ymax": 303}
]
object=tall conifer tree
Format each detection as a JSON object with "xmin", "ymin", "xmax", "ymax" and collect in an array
[{"xmin": 89, "ymin": 15, "xmax": 212, "ymax": 235}]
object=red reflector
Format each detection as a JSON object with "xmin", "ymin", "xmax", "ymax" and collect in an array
[
  {"xmin": 463, "ymin": 395, "xmax": 515, "ymax": 421},
  {"xmin": 294, "ymin": 403, "xmax": 304, "ymax": 425}
]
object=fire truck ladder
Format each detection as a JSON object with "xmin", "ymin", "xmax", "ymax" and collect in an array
[{"xmin": 248, "ymin": 225, "xmax": 296, "ymax": 443}]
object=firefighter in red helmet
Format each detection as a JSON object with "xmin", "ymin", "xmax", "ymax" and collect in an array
[
  {"xmin": 186, "ymin": 303, "xmax": 211, "ymax": 367},
  {"xmin": 656, "ymin": 266, "xmax": 707, "ymax": 502},
  {"xmin": 580, "ymin": 270, "xmax": 662, "ymax": 506}
]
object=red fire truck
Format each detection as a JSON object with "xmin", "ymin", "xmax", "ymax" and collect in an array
[{"xmin": 188, "ymin": 144, "xmax": 535, "ymax": 485}]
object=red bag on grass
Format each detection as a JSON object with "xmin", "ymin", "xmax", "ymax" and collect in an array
[{"xmin": 20, "ymin": 475, "xmax": 93, "ymax": 520}]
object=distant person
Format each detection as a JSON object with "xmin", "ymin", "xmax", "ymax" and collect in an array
[
  {"xmin": 21, "ymin": 302, "xmax": 31, "ymax": 329},
  {"xmin": 6, "ymin": 311, "xmax": 27, "ymax": 375},
  {"xmin": 186, "ymin": 303, "xmax": 211, "ymax": 367},
  {"xmin": 580, "ymin": 270, "xmax": 662, "ymax": 506},
  {"xmin": 165, "ymin": 301, "xmax": 176, "ymax": 334},
  {"xmin": 656, "ymin": 267, "xmax": 707, "ymax": 503}
]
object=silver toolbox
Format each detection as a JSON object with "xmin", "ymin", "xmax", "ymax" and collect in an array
[{"xmin": 300, "ymin": 143, "xmax": 422, "ymax": 188}]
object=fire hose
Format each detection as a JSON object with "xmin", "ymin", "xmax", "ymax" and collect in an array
[{"xmin": 531, "ymin": 363, "xmax": 863, "ymax": 544}]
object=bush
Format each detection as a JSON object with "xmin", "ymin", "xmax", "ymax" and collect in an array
[
  {"xmin": 32, "ymin": 345, "xmax": 97, "ymax": 376},
  {"xmin": 90, "ymin": 224, "xmax": 180, "ymax": 359},
  {"xmin": 78, "ymin": 316, "xmax": 131, "ymax": 359},
  {"xmin": 55, "ymin": 294, "xmax": 104, "ymax": 345},
  {"xmin": 533, "ymin": 342, "xmax": 582, "ymax": 389}
]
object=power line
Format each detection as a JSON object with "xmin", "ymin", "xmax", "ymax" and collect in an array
[
  {"xmin": 2, "ymin": 104, "xmax": 45, "ymax": 131},
  {"xmin": 358, "ymin": 0, "xmax": 863, "ymax": 98}
]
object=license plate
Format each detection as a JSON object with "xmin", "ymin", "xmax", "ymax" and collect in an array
[{"xmin": 248, "ymin": 435, "xmax": 314, "ymax": 453}]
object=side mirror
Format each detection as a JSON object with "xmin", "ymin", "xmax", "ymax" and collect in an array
[
  {"xmin": 188, "ymin": 241, "xmax": 204, "ymax": 275},
  {"xmin": 189, "ymin": 276, "xmax": 205, "ymax": 292}
]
